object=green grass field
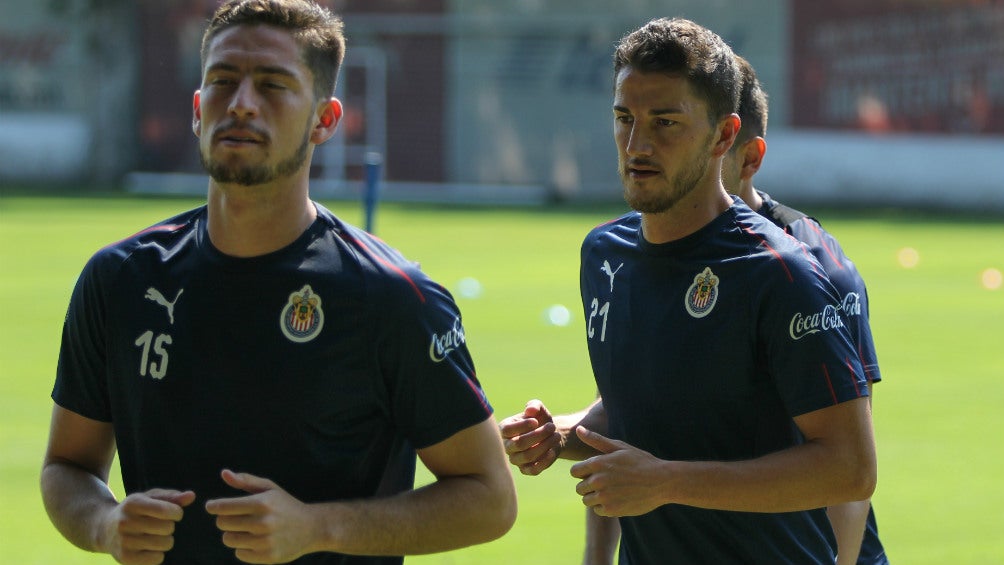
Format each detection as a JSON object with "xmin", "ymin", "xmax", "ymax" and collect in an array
[{"xmin": 2, "ymin": 193, "xmax": 1002, "ymax": 564}]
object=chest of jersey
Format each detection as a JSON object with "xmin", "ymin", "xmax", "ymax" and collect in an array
[
  {"xmin": 581, "ymin": 249, "xmax": 797, "ymax": 461},
  {"xmin": 100, "ymin": 239, "xmax": 400, "ymax": 498},
  {"xmin": 115, "ymin": 254, "xmax": 366, "ymax": 396}
]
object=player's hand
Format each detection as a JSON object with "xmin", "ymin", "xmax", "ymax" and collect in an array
[
  {"xmin": 569, "ymin": 427, "xmax": 668, "ymax": 517},
  {"xmin": 205, "ymin": 469, "xmax": 320, "ymax": 564},
  {"xmin": 498, "ymin": 399, "xmax": 562, "ymax": 475},
  {"xmin": 101, "ymin": 488, "xmax": 195, "ymax": 565}
]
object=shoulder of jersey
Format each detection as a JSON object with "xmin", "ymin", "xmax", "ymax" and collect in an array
[
  {"xmin": 315, "ymin": 206, "xmax": 431, "ymax": 304},
  {"xmin": 97, "ymin": 207, "xmax": 202, "ymax": 254},
  {"xmin": 586, "ymin": 211, "xmax": 639, "ymax": 241}
]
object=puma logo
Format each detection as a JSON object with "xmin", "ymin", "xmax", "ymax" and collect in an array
[
  {"xmin": 145, "ymin": 287, "xmax": 184, "ymax": 325},
  {"xmin": 600, "ymin": 260, "xmax": 624, "ymax": 293}
]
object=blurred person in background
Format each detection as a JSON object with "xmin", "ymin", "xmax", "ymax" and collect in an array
[
  {"xmin": 500, "ymin": 17, "xmax": 876, "ymax": 565},
  {"xmin": 40, "ymin": 1, "xmax": 516, "ymax": 564},
  {"xmin": 580, "ymin": 53, "xmax": 890, "ymax": 565}
]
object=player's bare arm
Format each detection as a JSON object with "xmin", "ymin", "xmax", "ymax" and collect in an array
[
  {"xmin": 827, "ymin": 500, "xmax": 871, "ymax": 565},
  {"xmin": 582, "ymin": 509, "xmax": 620, "ymax": 565},
  {"xmin": 207, "ymin": 417, "xmax": 516, "ymax": 560},
  {"xmin": 41, "ymin": 406, "xmax": 196, "ymax": 565},
  {"xmin": 827, "ymin": 381, "xmax": 877, "ymax": 565},
  {"xmin": 571, "ymin": 397, "xmax": 876, "ymax": 516}
]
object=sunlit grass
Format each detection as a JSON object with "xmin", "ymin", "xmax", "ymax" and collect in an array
[{"xmin": 1, "ymin": 194, "xmax": 1001, "ymax": 564}]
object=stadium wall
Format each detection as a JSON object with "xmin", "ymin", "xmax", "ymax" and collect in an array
[
  {"xmin": 747, "ymin": 131, "xmax": 1004, "ymax": 212},
  {"xmin": 0, "ymin": 0, "xmax": 136, "ymax": 183},
  {"xmin": 3, "ymin": 0, "xmax": 1002, "ymax": 213}
]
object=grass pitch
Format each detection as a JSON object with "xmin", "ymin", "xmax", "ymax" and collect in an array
[{"xmin": 1, "ymin": 193, "xmax": 1001, "ymax": 564}]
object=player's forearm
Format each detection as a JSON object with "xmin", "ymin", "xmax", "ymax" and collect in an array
[
  {"xmin": 556, "ymin": 399, "xmax": 608, "ymax": 461},
  {"xmin": 311, "ymin": 472, "xmax": 516, "ymax": 556},
  {"xmin": 40, "ymin": 460, "xmax": 117, "ymax": 554},
  {"xmin": 827, "ymin": 500, "xmax": 870, "ymax": 565},
  {"xmin": 663, "ymin": 439, "xmax": 875, "ymax": 513},
  {"xmin": 582, "ymin": 510, "xmax": 620, "ymax": 565}
]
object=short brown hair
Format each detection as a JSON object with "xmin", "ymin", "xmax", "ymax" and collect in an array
[
  {"xmin": 200, "ymin": 0, "xmax": 346, "ymax": 98},
  {"xmin": 613, "ymin": 18, "xmax": 739, "ymax": 124},
  {"xmin": 733, "ymin": 55, "xmax": 769, "ymax": 147}
]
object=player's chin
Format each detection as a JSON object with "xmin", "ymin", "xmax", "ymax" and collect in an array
[{"xmin": 622, "ymin": 188, "xmax": 670, "ymax": 214}]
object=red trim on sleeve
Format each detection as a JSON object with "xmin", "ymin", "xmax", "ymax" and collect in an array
[
  {"xmin": 845, "ymin": 357, "xmax": 863, "ymax": 397},
  {"xmin": 741, "ymin": 223, "xmax": 794, "ymax": 283},
  {"xmin": 805, "ymin": 221, "xmax": 845, "ymax": 271},
  {"xmin": 821, "ymin": 364, "xmax": 838, "ymax": 405},
  {"xmin": 102, "ymin": 224, "xmax": 184, "ymax": 250},
  {"xmin": 343, "ymin": 234, "xmax": 426, "ymax": 303}
]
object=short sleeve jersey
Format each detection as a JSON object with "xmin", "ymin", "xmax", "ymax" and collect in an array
[
  {"xmin": 53, "ymin": 203, "xmax": 493, "ymax": 565},
  {"xmin": 757, "ymin": 191, "xmax": 887, "ymax": 565},
  {"xmin": 579, "ymin": 198, "xmax": 869, "ymax": 564}
]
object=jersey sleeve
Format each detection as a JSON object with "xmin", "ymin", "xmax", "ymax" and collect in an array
[
  {"xmin": 790, "ymin": 218, "xmax": 882, "ymax": 384},
  {"xmin": 52, "ymin": 249, "xmax": 118, "ymax": 422},
  {"xmin": 759, "ymin": 248, "xmax": 870, "ymax": 417},
  {"xmin": 374, "ymin": 267, "xmax": 492, "ymax": 449}
]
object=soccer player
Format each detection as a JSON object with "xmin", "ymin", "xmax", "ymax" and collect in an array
[
  {"xmin": 40, "ymin": 1, "xmax": 516, "ymax": 564},
  {"xmin": 724, "ymin": 55, "xmax": 888, "ymax": 565},
  {"xmin": 580, "ymin": 54, "xmax": 891, "ymax": 565},
  {"xmin": 500, "ymin": 18, "xmax": 876, "ymax": 564}
]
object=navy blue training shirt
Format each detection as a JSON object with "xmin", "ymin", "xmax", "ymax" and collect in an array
[
  {"xmin": 758, "ymin": 190, "xmax": 887, "ymax": 565},
  {"xmin": 580, "ymin": 197, "xmax": 868, "ymax": 564},
  {"xmin": 53, "ymin": 203, "xmax": 492, "ymax": 565}
]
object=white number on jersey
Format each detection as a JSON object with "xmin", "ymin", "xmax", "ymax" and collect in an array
[
  {"xmin": 587, "ymin": 298, "xmax": 610, "ymax": 342},
  {"xmin": 135, "ymin": 330, "xmax": 172, "ymax": 380}
]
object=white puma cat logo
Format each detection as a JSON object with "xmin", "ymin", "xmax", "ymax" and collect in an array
[
  {"xmin": 145, "ymin": 287, "xmax": 184, "ymax": 325},
  {"xmin": 600, "ymin": 260, "xmax": 624, "ymax": 293}
]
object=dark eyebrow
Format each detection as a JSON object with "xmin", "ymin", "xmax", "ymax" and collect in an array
[
  {"xmin": 612, "ymin": 105, "xmax": 683, "ymax": 115},
  {"xmin": 205, "ymin": 62, "xmax": 298, "ymax": 79},
  {"xmin": 255, "ymin": 65, "xmax": 298, "ymax": 78}
]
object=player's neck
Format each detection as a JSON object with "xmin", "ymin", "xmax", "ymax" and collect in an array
[
  {"xmin": 206, "ymin": 179, "xmax": 317, "ymax": 258},
  {"xmin": 641, "ymin": 183, "xmax": 733, "ymax": 244},
  {"xmin": 737, "ymin": 181, "xmax": 763, "ymax": 211}
]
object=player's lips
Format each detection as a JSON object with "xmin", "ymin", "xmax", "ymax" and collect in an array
[
  {"xmin": 625, "ymin": 160, "xmax": 660, "ymax": 178},
  {"xmin": 214, "ymin": 126, "xmax": 266, "ymax": 146}
]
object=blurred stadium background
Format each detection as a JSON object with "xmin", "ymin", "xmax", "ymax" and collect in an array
[{"xmin": 2, "ymin": 0, "xmax": 1002, "ymax": 211}]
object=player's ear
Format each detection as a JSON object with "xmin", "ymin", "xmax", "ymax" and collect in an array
[
  {"xmin": 712, "ymin": 113, "xmax": 741, "ymax": 158},
  {"xmin": 192, "ymin": 90, "xmax": 202, "ymax": 137},
  {"xmin": 741, "ymin": 136, "xmax": 766, "ymax": 178},
  {"xmin": 311, "ymin": 97, "xmax": 342, "ymax": 144}
]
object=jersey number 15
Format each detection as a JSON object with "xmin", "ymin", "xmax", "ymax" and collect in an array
[{"xmin": 135, "ymin": 331, "xmax": 172, "ymax": 380}]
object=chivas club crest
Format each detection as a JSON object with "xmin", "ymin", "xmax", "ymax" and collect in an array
[
  {"xmin": 684, "ymin": 267, "xmax": 719, "ymax": 318},
  {"xmin": 280, "ymin": 285, "xmax": 324, "ymax": 343}
]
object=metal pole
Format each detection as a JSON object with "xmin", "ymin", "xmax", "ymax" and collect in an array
[{"xmin": 363, "ymin": 152, "xmax": 383, "ymax": 233}]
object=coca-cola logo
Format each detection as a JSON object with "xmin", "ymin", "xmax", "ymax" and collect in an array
[
  {"xmin": 429, "ymin": 317, "xmax": 466, "ymax": 362},
  {"xmin": 841, "ymin": 292, "xmax": 862, "ymax": 317},
  {"xmin": 789, "ymin": 304, "xmax": 846, "ymax": 340}
]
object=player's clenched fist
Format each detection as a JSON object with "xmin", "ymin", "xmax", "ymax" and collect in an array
[
  {"xmin": 206, "ymin": 469, "xmax": 322, "ymax": 564},
  {"xmin": 498, "ymin": 399, "xmax": 562, "ymax": 475},
  {"xmin": 101, "ymin": 488, "xmax": 195, "ymax": 565}
]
